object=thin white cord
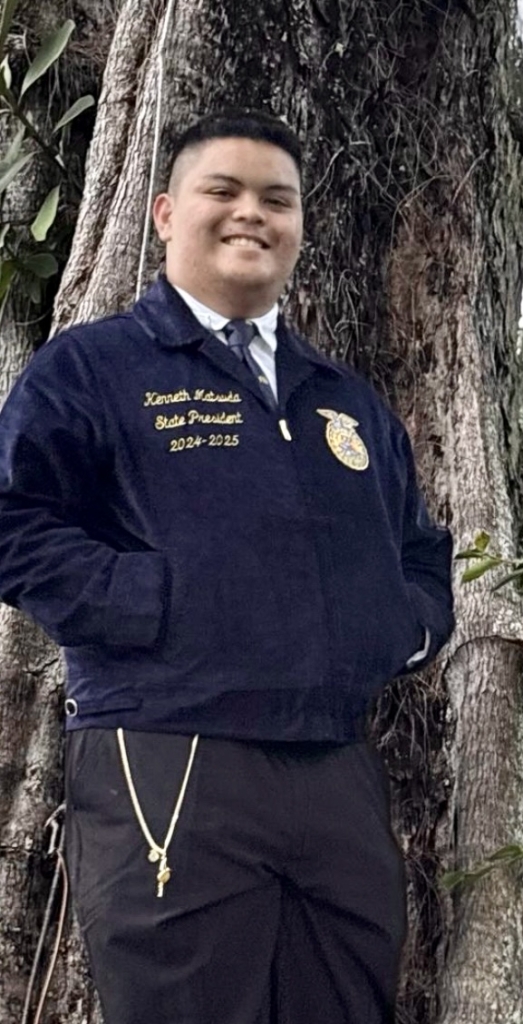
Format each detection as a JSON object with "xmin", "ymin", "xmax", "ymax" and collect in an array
[
  {"xmin": 117, "ymin": 729, "xmax": 199, "ymax": 873},
  {"xmin": 135, "ymin": 0, "xmax": 178, "ymax": 299}
]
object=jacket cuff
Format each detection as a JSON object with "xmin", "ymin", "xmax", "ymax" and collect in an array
[
  {"xmin": 405, "ymin": 627, "xmax": 431, "ymax": 668},
  {"xmin": 406, "ymin": 580, "xmax": 455, "ymax": 663}
]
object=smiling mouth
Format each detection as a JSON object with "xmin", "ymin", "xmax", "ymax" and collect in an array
[{"xmin": 222, "ymin": 236, "xmax": 268, "ymax": 250}]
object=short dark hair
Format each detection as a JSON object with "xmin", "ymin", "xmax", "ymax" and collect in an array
[{"xmin": 166, "ymin": 110, "xmax": 302, "ymax": 180}]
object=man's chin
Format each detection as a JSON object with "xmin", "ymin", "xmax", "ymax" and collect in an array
[
  {"xmin": 208, "ymin": 272, "xmax": 280, "ymax": 317},
  {"xmin": 218, "ymin": 268, "xmax": 276, "ymax": 292}
]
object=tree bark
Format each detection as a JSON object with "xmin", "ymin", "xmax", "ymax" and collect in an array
[
  {"xmin": 0, "ymin": 4, "xmax": 123, "ymax": 1022},
  {"xmin": 1, "ymin": 1, "xmax": 523, "ymax": 1022},
  {"xmin": 380, "ymin": 6, "xmax": 523, "ymax": 1020}
]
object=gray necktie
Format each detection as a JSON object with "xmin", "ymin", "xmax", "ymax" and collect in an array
[{"xmin": 224, "ymin": 320, "xmax": 277, "ymax": 411}]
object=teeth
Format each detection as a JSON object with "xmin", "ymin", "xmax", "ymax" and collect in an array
[{"xmin": 224, "ymin": 237, "xmax": 264, "ymax": 249}]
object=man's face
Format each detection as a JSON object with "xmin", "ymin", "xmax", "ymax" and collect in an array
[{"xmin": 153, "ymin": 137, "xmax": 303, "ymax": 318}]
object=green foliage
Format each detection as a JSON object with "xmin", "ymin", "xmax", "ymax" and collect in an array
[
  {"xmin": 0, "ymin": 258, "xmax": 16, "ymax": 300},
  {"xmin": 30, "ymin": 186, "xmax": 60, "ymax": 242},
  {"xmin": 456, "ymin": 531, "xmax": 523, "ymax": 593},
  {"xmin": 455, "ymin": 530, "xmax": 493, "ymax": 561},
  {"xmin": 0, "ymin": 150, "xmax": 33, "ymax": 194},
  {"xmin": 53, "ymin": 95, "xmax": 95, "ymax": 134},
  {"xmin": 461, "ymin": 555, "xmax": 502, "ymax": 582},
  {"xmin": 0, "ymin": 0, "xmax": 19, "ymax": 58},
  {"xmin": 0, "ymin": 10, "xmax": 96, "ymax": 310},
  {"xmin": 20, "ymin": 21, "xmax": 76, "ymax": 98},
  {"xmin": 24, "ymin": 253, "xmax": 59, "ymax": 278},
  {"xmin": 0, "ymin": 124, "xmax": 25, "ymax": 170},
  {"xmin": 0, "ymin": 55, "xmax": 11, "ymax": 91},
  {"xmin": 441, "ymin": 844, "xmax": 523, "ymax": 890}
]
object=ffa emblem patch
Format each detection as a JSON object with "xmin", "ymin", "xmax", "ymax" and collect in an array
[{"xmin": 317, "ymin": 409, "xmax": 369, "ymax": 471}]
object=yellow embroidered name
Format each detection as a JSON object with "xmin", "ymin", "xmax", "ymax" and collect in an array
[
  {"xmin": 193, "ymin": 389, "xmax": 242, "ymax": 403},
  {"xmin": 155, "ymin": 411, "xmax": 244, "ymax": 430},
  {"xmin": 144, "ymin": 389, "xmax": 191, "ymax": 407},
  {"xmin": 144, "ymin": 388, "xmax": 243, "ymax": 408}
]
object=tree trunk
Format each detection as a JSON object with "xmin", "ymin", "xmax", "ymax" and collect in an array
[
  {"xmin": 0, "ymin": 4, "xmax": 124, "ymax": 1022},
  {"xmin": 1, "ymin": 1, "xmax": 523, "ymax": 1022}
]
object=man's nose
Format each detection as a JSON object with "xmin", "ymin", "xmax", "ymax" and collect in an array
[{"xmin": 231, "ymin": 193, "xmax": 265, "ymax": 222}]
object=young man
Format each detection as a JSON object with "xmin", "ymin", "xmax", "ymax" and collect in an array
[{"xmin": 0, "ymin": 111, "xmax": 454, "ymax": 1024}]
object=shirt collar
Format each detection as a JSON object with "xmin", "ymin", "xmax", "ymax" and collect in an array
[{"xmin": 174, "ymin": 285, "xmax": 278, "ymax": 353}]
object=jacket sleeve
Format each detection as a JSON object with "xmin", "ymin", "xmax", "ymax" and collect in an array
[
  {"xmin": 0, "ymin": 337, "xmax": 168, "ymax": 648},
  {"xmin": 398, "ymin": 427, "xmax": 455, "ymax": 669}
]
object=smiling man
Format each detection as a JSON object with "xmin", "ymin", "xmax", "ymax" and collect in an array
[
  {"xmin": 154, "ymin": 134, "xmax": 303, "ymax": 317},
  {"xmin": 0, "ymin": 111, "xmax": 454, "ymax": 1024}
]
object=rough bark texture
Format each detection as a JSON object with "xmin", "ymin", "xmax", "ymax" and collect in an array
[
  {"xmin": 0, "ymin": 4, "xmax": 123, "ymax": 1023},
  {"xmin": 377, "ymin": 6, "xmax": 523, "ymax": 1022},
  {"xmin": 1, "ymin": 0, "xmax": 523, "ymax": 1022}
]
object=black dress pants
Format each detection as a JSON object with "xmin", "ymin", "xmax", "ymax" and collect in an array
[{"xmin": 65, "ymin": 730, "xmax": 407, "ymax": 1024}]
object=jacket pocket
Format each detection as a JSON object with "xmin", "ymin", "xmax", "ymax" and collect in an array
[{"xmin": 158, "ymin": 513, "xmax": 328, "ymax": 690}]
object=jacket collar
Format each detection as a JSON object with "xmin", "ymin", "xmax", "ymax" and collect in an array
[
  {"xmin": 132, "ymin": 275, "xmax": 345, "ymax": 406},
  {"xmin": 133, "ymin": 275, "xmax": 214, "ymax": 348}
]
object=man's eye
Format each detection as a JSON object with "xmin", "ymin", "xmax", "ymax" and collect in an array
[
  {"xmin": 209, "ymin": 189, "xmax": 233, "ymax": 198},
  {"xmin": 266, "ymin": 197, "xmax": 289, "ymax": 207}
]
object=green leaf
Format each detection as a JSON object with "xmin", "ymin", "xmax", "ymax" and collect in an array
[
  {"xmin": 440, "ymin": 870, "xmax": 466, "ymax": 890},
  {"xmin": 456, "ymin": 532, "xmax": 495, "ymax": 561},
  {"xmin": 491, "ymin": 567, "xmax": 523, "ymax": 593},
  {"xmin": 0, "ymin": 0, "xmax": 20, "ymax": 58},
  {"xmin": 53, "ymin": 94, "xmax": 95, "ymax": 133},
  {"xmin": 462, "ymin": 556, "xmax": 502, "ymax": 583},
  {"xmin": 486, "ymin": 844, "xmax": 523, "ymax": 862},
  {"xmin": 20, "ymin": 20, "xmax": 75, "ymax": 98},
  {"xmin": 464, "ymin": 865, "xmax": 496, "ymax": 882},
  {"xmin": 21, "ymin": 273, "xmax": 42, "ymax": 305},
  {"xmin": 0, "ymin": 56, "xmax": 12, "ymax": 92},
  {"xmin": 30, "ymin": 185, "xmax": 60, "ymax": 242},
  {"xmin": 0, "ymin": 151, "xmax": 33, "ymax": 194},
  {"xmin": 0, "ymin": 126, "xmax": 26, "ymax": 175},
  {"xmin": 473, "ymin": 530, "xmax": 490, "ymax": 553},
  {"xmin": 23, "ymin": 253, "xmax": 59, "ymax": 278},
  {"xmin": 0, "ymin": 259, "xmax": 16, "ymax": 301},
  {"xmin": 455, "ymin": 549, "xmax": 485, "ymax": 561},
  {"xmin": 441, "ymin": 867, "xmax": 492, "ymax": 888},
  {"xmin": 441, "ymin": 844, "xmax": 523, "ymax": 891}
]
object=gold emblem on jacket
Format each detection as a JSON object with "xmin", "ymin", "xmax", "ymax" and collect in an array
[{"xmin": 317, "ymin": 409, "xmax": 369, "ymax": 471}]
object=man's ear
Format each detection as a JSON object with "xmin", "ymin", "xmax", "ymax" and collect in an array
[{"xmin": 152, "ymin": 193, "xmax": 174, "ymax": 241}]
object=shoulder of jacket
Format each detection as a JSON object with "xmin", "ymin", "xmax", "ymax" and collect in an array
[
  {"xmin": 22, "ymin": 312, "xmax": 137, "ymax": 373},
  {"xmin": 49, "ymin": 311, "xmax": 136, "ymax": 352},
  {"xmin": 7, "ymin": 313, "xmax": 138, "ymax": 405}
]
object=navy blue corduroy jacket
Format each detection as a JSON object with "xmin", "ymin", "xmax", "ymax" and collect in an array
[{"xmin": 0, "ymin": 278, "xmax": 454, "ymax": 740}]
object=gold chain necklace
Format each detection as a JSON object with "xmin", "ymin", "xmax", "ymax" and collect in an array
[{"xmin": 117, "ymin": 729, "xmax": 199, "ymax": 897}]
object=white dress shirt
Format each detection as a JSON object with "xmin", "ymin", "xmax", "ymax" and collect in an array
[{"xmin": 174, "ymin": 285, "xmax": 279, "ymax": 399}]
